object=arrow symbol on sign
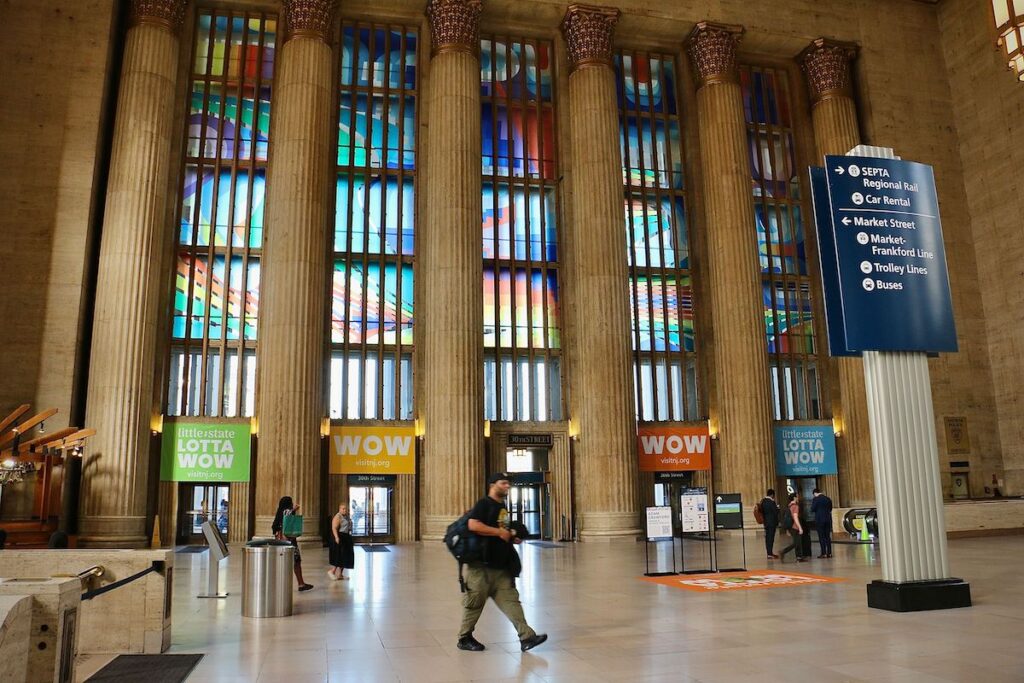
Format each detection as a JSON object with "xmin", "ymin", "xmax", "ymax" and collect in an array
[
  {"xmin": 716, "ymin": 496, "xmax": 722, "ymax": 502},
  {"xmin": 835, "ymin": 166, "xmax": 844, "ymax": 175},
  {"xmin": 842, "ymin": 217, "xmax": 851, "ymax": 226}
]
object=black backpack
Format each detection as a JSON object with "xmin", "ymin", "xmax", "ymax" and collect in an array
[
  {"xmin": 780, "ymin": 505, "xmax": 795, "ymax": 530},
  {"xmin": 443, "ymin": 511, "xmax": 485, "ymax": 592}
]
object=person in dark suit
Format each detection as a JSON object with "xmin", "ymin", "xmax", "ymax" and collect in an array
[
  {"xmin": 811, "ymin": 488, "xmax": 834, "ymax": 558},
  {"xmin": 759, "ymin": 489, "xmax": 780, "ymax": 559}
]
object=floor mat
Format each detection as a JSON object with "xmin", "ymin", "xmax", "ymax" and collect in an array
[
  {"xmin": 527, "ymin": 541, "xmax": 564, "ymax": 548},
  {"xmin": 641, "ymin": 570, "xmax": 845, "ymax": 593},
  {"xmin": 174, "ymin": 546, "xmax": 207, "ymax": 554},
  {"xmin": 87, "ymin": 654, "xmax": 203, "ymax": 682},
  {"xmin": 360, "ymin": 545, "xmax": 391, "ymax": 552}
]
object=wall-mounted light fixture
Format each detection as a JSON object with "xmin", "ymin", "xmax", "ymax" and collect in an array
[
  {"xmin": 320, "ymin": 417, "xmax": 332, "ymax": 439},
  {"xmin": 414, "ymin": 417, "xmax": 425, "ymax": 440},
  {"xmin": 150, "ymin": 414, "xmax": 164, "ymax": 436},
  {"xmin": 832, "ymin": 416, "xmax": 844, "ymax": 438},
  {"xmin": 992, "ymin": 1, "xmax": 1024, "ymax": 80},
  {"xmin": 484, "ymin": 419, "xmax": 491, "ymax": 438},
  {"xmin": 707, "ymin": 418, "xmax": 719, "ymax": 441},
  {"xmin": 567, "ymin": 417, "xmax": 580, "ymax": 441},
  {"xmin": 250, "ymin": 415, "xmax": 259, "ymax": 436}
]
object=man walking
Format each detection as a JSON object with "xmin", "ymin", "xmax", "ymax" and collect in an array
[
  {"xmin": 811, "ymin": 487, "xmax": 834, "ymax": 558},
  {"xmin": 457, "ymin": 472, "xmax": 548, "ymax": 653},
  {"xmin": 759, "ymin": 489, "xmax": 780, "ymax": 559}
]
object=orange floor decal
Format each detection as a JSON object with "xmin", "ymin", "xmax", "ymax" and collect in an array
[{"xmin": 641, "ymin": 570, "xmax": 845, "ymax": 592}]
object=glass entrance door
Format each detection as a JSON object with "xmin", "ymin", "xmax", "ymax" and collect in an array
[
  {"xmin": 178, "ymin": 483, "xmax": 229, "ymax": 544},
  {"xmin": 508, "ymin": 483, "xmax": 549, "ymax": 539},
  {"xmin": 349, "ymin": 485, "xmax": 393, "ymax": 542}
]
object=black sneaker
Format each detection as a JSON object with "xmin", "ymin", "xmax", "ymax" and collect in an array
[
  {"xmin": 520, "ymin": 634, "xmax": 548, "ymax": 652},
  {"xmin": 298, "ymin": 583, "xmax": 314, "ymax": 591},
  {"xmin": 457, "ymin": 635, "xmax": 486, "ymax": 652}
]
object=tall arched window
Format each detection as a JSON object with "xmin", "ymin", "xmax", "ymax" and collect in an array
[
  {"xmin": 329, "ymin": 22, "xmax": 418, "ymax": 420},
  {"xmin": 740, "ymin": 64, "xmax": 821, "ymax": 420},
  {"xmin": 481, "ymin": 36, "xmax": 563, "ymax": 421},
  {"xmin": 615, "ymin": 49, "xmax": 700, "ymax": 421},
  {"xmin": 167, "ymin": 10, "xmax": 277, "ymax": 417}
]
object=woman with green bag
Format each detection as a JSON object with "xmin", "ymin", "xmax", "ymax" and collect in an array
[{"xmin": 272, "ymin": 496, "xmax": 314, "ymax": 592}]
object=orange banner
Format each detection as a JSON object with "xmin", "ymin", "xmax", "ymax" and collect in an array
[
  {"xmin": 637, "ymin": 426, "xmax": 711, "ymax": 472},
  {"xmin": 641, "ymin": 570, "xmax": 845, "ymax": 593}
]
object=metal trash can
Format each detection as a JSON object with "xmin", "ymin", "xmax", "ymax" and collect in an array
[{"xmin": 242, "ymin": 540, "xmax": 294, "ymax": 618}]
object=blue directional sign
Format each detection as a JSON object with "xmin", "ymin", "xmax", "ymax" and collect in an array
[
  {"xmin": 816, "ymin": 156, "xmax": 957, "ymax": 353},
  {"xmin": 809, "ymin": 167, "xmax": 858, "ymax": 357}
]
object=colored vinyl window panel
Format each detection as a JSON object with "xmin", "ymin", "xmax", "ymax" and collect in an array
[
  {"xmin": 332, "ymin": 23, "xmax": 417, "ymax": 420},
  {"xmin": 167, "ymin": 9, "xmax": 275, "ymax": 418},
  {"xmin": 481, "ymin": 36, "xmax": 563, "ymax": 422},
  {"xmin": 742, "ymin": 64, "xmax": 820, "ymax": 420},
  {"xmin": 616, "ymin": 50, "xmax": 699, "ymax": 421}
]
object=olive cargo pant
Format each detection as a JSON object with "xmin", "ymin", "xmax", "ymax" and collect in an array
[{"xmin": 458, "ymin": 564, "xmax": 536, "ymax": 640}]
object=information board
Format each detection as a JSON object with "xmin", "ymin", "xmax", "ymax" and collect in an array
[
  {"xmin": 645, "ymin": 506, "xmax": 674, "ymax": 540},
  {"xmin": 817, "ymin": 155, "xmax": 957, "ymax": 353},
  {"xmin": 713, "ymin": 493, "xmax": 743, "ymax": 530},
  {"xmin": 680, "ymin": 487, "xmax": 709, "ymax": 533},
  {"xmin": 160, "ymin": 422, "xmax": 251, "ymax": 482}
]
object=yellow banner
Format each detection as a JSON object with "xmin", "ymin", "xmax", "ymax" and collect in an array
[{"xmin": 329, "ymin": 426, "xmax": 416, "ymax": 475}]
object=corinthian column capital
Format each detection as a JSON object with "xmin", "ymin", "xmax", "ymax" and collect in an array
[
  {"xmin": 129, "ymin": 0, "xmax": 188, "ymax": 34},
  {"xmin": 798, "ymin": 38, "xmax": 858, "ymax": 104},
  {"xmin": 426, "ymin": 0, "xmax": 483, "ymax": 56},
  {"xmin": 560, "ymin": 4, "xmax": 620, "ymax": 71},
  {"xmin": 282, "ymin": 0, "xmax": 338, "ymax": 44},
  {"xmin": 685, "ymin": 21, "xmax": 743, "ymax": 87}
]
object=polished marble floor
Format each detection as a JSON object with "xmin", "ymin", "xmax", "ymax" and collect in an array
[{"xmin": 77, "ymin": 534, "xmax": 1024, "ymax": 682}]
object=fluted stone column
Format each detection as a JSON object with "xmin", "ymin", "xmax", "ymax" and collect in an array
[
  {"xmin": 799, "ymin": 39, "xmax": 873, "ymax": 507},
  {"xmin": 420, "ymin": 0, "xmax": 485, "ymax": 539},
  {"xmin": 686, "ymin": 23, "xmax": 774, "ymax": 510},
  {"xmin": 79, "ymin": 0, "xmax": 188, "ymax": 548},
  {"xmin": 562, "ymin": 5, "xmax": 640, "ymax": 540},
  {"xmin": 254, "ymin": 0, "xmax": 337, "ymax": 539}
]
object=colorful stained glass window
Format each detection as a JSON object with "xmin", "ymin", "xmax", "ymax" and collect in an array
[
  {"xmin": 168, "ymin": 10, "xmax": 276, "ymax": 417},
  {"xmin": 481, "ymin": 37, "xmax": 562, "ymax": 421},
  {"xmin": 617, "ymin": 50, "xmax": 700, "ymax": 421},
  {"xmin": 741, "ymin": 65, "xmax": 821, "ymax": 420},
  {"xmin": 331, "ymin": 23, "xmax": 417, "ymax": 421}
]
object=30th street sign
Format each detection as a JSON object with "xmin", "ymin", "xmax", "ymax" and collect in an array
[{"xmin": 810, "ymin": 155, "xmax": 957, "ymax": 354}]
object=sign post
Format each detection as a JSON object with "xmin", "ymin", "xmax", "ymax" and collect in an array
[
  {"xmin": 679, "ymin": 487, "xmax": 712, "ymax": 574},
  {"xmin": 643, "ymin": 506, "xmax": 677, "ymax": 576},
  {"xmin": 810, "ymin": 145, "xmax": 971, "ymax": 612},
  {"xmin": 712, "ymin": 493, "xmax": 746, "ymax": 572}
]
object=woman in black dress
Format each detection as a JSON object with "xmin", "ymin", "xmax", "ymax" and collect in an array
[{"xmin": 328, "ymin": 503, "xmax": 355, "ymax": 580}]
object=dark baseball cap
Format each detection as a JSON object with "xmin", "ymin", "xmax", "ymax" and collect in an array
[{"xmin": 487, "ymin": 472, "xmax": 510, "ymax": 485}]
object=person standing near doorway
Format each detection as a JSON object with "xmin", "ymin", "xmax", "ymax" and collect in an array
[
  {"xmin": 811, "ymin": 488, "xmax": 834, "ymax": 558},
  {"xmin": 759, "ymin": 489, "xmax": 780, "ymax": 560},
  {"xmin": 779, "ymin": 492, "xmax": 806, "ymax": 563},
  {"xmin": 273, "ymin": 496, "xmax": 313, "ymax": 591},
  {"xmin": 328, "ymin": 503, "xmax": 355, "ymax": 580},
  {"xmin": 456, "ymin": 472, "xmax": 547, "ymax": 653}
]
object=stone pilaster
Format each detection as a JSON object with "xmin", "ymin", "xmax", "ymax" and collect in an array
[
  {"xmin": 686, "ymin": 22, "xmax": 774, "ymax": 510},
  {"xmin": 419, "ymin": 0, "xmax": 485, "ymax": 539},
  {"xmin": 798, "ymin": 38, "xmax": 873, "ymax": 506},
  {"xmin": 79, "ymin": 0, "xmax": 187, "ymax": 548},
  {"xmin": 562, "ymin": 5, "xmax": 641, "ymax": 540},
  {"xmin": 254, "ymin": 0, "xmax": 336, "ymax": 539}
]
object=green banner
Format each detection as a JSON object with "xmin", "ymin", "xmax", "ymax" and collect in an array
[{"xmin": 160, "ymin": 422, "xmax": 251, "ymax": 482}]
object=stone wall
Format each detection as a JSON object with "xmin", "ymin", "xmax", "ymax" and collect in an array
[
  {"xmin": 0, "ymin": 0, "xmax": 117, "ymax": 425},
  {"xmin": 938, "ymin": 0, "xmax": 1024, "ymax": 496}
]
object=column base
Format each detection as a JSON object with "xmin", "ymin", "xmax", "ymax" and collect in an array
[
  {"xmin": 578, "ymin": 512, "xmax": 641, "ymax": 542},
  {"xmin": 254, "ymin": 515, "xmax": 275, "ymax": 539},
  {"xmin": 77, "ymin": 515, "xmax": 148, "ymax": 548},
  {"xmin": 421, "ymin": 514, "xmax": 451, "ymax": 542},
  {"xmin": 866, "ymin": 578, "xmax": 972, "ymax": 612}
]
